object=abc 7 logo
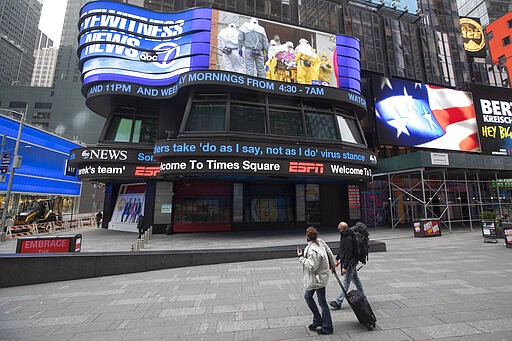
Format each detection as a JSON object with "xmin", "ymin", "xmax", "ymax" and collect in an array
[
  {"xmin": 139, "ymin": 52, "xmax": 158, "ymax": 62},
  {"xmin": 81, "ymin": 150, "xmax": 90, "ymax": 159}
]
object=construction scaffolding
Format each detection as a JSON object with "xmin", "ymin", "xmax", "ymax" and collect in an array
[{"xmin": 362, "ymin": 168, "xmax": 512, "ymax": 231}]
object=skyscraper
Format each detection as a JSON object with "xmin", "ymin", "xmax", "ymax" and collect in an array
[
  {"xmin": 457, "ymin": 0, "xmax": 512, "ymax": 27},
  {"xmin": 0, "ymin": 0, "xmax": 43, "ymax": 86},
  {"xmin": 49, "ymin": 0, "xmax": 105, "ymax": 143},
  {"xmin": 31, "ymin": 47, "xmax": 58, "ymax": 87}
]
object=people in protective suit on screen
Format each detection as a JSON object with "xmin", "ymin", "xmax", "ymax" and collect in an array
[
  {"xmin": 318, "ymin": 52, "xmax": 333, "ymax": 85},
  {"xmin": 217, "ymin": 23, "xmax": 244, "ymax": 73},
  {"xmin": 295, "ymin": 38, "xmax": 320, "ymax": 84},
  {"xmin": 238, "ymin": 18, "xmax": 269, "ymax": 78},
  {"xmin": 268, "ymin": 35, "xmax": 281, "ymax": 59},
  {"xmin": 275, "ymin": 41, "xmax": 296, "ymax": 82},
  {"xmin": 266, "ymin": 39, "xmax": 280, "ymax": 79}
]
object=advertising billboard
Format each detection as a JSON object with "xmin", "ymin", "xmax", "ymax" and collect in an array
[
  {"xmin": 460, "ymin": 17, "xmax": 486, "ymax": 58},
  {"xmin": 109, "ymin": 183, "xmax": 145, "ymax": 233},
  {"xmin": 0, "ymin": 115, "xmax": 82, "ymax": 195},
  {"xmin": 78, "ymin": 1, "xmax": 361, "ymax": 95},
  {"xmin": 373, "ymin": 76, "xmax": 480, "ymax": 152},
  {"xmin": 470, "ymin": 84, "xmax": 512, "ymax": 156}
]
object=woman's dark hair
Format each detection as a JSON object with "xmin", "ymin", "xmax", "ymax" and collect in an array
[{"xmin": 306, "ymin": 226, "xmax": 319, "ymax": 243}]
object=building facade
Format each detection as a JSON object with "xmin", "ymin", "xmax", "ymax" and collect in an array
[
  {"xmin": 31, "ymin": 47, "xmax": 58, "ymax": 87},
  {"xmin": 71, "ymin": 1, "xmax": 377, "ymax": 233},
  {"xmin": 486, "ymin": 12, "xmax": 512, "ymax": 86},
  {"xmin": 69, "ymin": 0, "xmax": 512, "ymax": 234},
  {"xmin": 0, "ymin": 0, "xmax": 43, "ymax": 86},
  {"xmin": 457, "ymin": 0, "xmax": 512, "ymax": 27}
]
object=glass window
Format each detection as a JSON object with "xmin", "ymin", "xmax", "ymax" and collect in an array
[
  {"xmin": 269, "ymin": 108, "xmax": 303, "ymax": 136},
  {"xmin": 337, "ymin": 115, "xmax": 364, "ymax": 144},
  {"xmin": 104, "ymin": 116, "xmax": 158, "ymax": 143},
  {"xmin": 305, "ymin": 111, "xmax": 336, "ymax": 139},
  {"xmin": 244, "ymin": 183, "xmax": 294, "ymax": 223},
  {"xmin": 132, "ymin": 118, "xmax": 159, "ymax": 143},
  {"xmin": 174, "ymin": 198, "xmax": 230, "ymax": 223},
  {"xmin": 231, "ymin": 92, "xmax": 266, "ymax": 104},
  {"xmin": 104, "ymin": 117, "xmax": 132, "ymax": 142},
  {"xmin": 303, "ymin": 101, "xmax": 331, "ymax": 112},
  {"xmin": 231, "ymin": 104, "xmax": 266, "ymax": 134},
  {"xmin": 186, "ymin": 103, "xmax": 226, "ymax": 131},
  {"xmin": 268, "ymin": 96, "xmax": 300, "ymax": 107},
  {"xmin": 34, "ymin": 102, "xmax": 52, "ymax": 109},
  {"xmin": 8, "ymin": 101, "xmax": 27, "ymax": 109},
  {"xmin": 132, "ymin": 120, "xmax": 142, "ymax": 143},
  {"xmin": 153, "ymin": 182, "xmax": 173, "ymax": 224},
  {"xmin": 503, "ymin": 36, "xmax": 511, "ymax": 46}
]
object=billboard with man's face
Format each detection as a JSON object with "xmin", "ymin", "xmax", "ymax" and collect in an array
[{"xmin": 78, "ymin": 1, "xmax": 361, "ymax": 95}]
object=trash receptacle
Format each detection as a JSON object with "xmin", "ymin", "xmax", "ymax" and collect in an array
[
  {"xmin": 502, "ymin": 221, "xmax": 512, "ymax": 248},
  {"xmin": 481, "ymin": 220, "xmax": 498, "ymax": 243},
  {"xmin": 414, "ymin": 219, "xmax": 441, "ymax": 237},
  {"xmin": 16, "ymin": 234, "xmax": 82, "ymax": 253},
  {"xmin": 165, "ymin": 224, "xmax": 172, "ymax": 235}
]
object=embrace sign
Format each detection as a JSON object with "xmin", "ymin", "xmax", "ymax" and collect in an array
[{"xmin": 79, "ymin": 1, "xmax": 364, "ymax": 97}]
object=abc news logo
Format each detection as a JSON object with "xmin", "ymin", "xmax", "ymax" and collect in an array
[{"xmin": 139, "ymin": 51, "xmax": 160, "ymax": 62}]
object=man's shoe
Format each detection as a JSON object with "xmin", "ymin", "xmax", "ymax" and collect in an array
[
  {"xmin": 329, "ymin": 301, "xmax": 341, "ymax": 310},
  {"xmin": 308, "ymin": 324, "xmax": 320, "ymax": 331},
  {"xmin": 316, "ymin": 329, "xmax": 333, "ymax": 335}
]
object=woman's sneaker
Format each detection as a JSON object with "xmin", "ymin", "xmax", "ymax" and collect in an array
[{"xmin": 329, "ymin": 301, "xmax": 341, "ymax": 310}]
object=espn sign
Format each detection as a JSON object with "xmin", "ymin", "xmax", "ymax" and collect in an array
[
  {"xmin": 289, "ymin": 162, "xmax": 324, "ymax": 174},
  {"xmin": 134, "ymin": 166, "xmax": 160, "ymax": 177}
]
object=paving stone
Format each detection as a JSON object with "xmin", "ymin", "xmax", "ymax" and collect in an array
[
  {"xmin": 402, "ymin": 322, "xmax": 482, "ymax": 339},
  {"xmin": 213, "ymin": 302, "xmax": 264, "ymax": 313},
  {"xmin": 216, "ymin": 319, "xmax": 268, "ymax": 332},
  {"xmin": 1, "ymin": 229, "xmax": 512, "ymax": 340},
  {"xmin": 159, "ymin": 306, "xmax": 206, "ymax": 317},
  {"xmin": 467, "ymin": 317, "xmax": 512, "ymax": 333}
]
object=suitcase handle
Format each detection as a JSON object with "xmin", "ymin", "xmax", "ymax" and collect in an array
[{"xmin": 333, "ymin": 272, "xmax": 349, "ymax": 298}]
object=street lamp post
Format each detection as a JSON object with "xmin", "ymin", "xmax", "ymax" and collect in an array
[{"xmin": 1, "ymin": 105, "xmax": 28, "ymax": 234}]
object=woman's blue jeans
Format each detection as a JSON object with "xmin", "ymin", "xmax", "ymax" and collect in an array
[{"xmin": 304, "ymin": 287, "xmax": 333, "ymax": 332}]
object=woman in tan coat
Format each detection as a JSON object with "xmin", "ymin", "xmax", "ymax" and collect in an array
[{"xmin": 297, "ymin": 226, "xmax": 334, "ymax": 335}]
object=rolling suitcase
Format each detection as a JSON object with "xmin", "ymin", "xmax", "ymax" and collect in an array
[{"xmin": 333, "ymin": 272, "xmax": 376, "ymax": 330}]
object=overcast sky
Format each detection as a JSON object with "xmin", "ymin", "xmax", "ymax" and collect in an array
[{"xmin": 39, "ymin": 0, "xmax": 68, "ymax": 47}]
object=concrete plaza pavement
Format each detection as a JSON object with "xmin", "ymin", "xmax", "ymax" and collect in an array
[{"xmin": 1, "ymin": 226, "xmax": 511, "ymax": 340}]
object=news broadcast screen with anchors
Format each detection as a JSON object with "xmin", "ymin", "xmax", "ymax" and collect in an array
[
  {"xmin": 373, "ymin": 76, "xmax": 481, "ymax": 153},
  {"xmin": 470, "ymin": 84, "xmax": 512, "ymax": 157},
  {"xmin": 78, "ymin": 1, "xmax": 362, "ymax": 95}
]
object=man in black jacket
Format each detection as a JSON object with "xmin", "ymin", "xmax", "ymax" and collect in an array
[
  {"xmin": 137, "ymin": 215, "xmax": 145, "ymax": 238},
  {"xmin": 329, "ymin": 221, "xmax": 366, "ymax": 310}
]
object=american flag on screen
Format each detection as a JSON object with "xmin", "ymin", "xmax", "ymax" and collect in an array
[{"xmin": 375, "ymin": 77, "xmax": 481, "ymax": 152}]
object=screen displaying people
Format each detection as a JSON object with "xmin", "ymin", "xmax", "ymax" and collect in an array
[{"xmin": 213, "ymin": 12, "xmax": 337, "ymax": 87}]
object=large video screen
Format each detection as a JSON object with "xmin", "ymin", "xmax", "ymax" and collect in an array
[
  {"xmin": 78, "ymin": 1, "xmax": 361, "ymax": 93},
  {"xmin": 0, "ymin": 115, "xmax": 82, "ymax": 195},
  {"xmin": 374, "ymin": 76, "xmax": 480, "ymax": 152},
  {"xmin": 470, "ymin": 84, "xmax": 512, "ymax": 156}
]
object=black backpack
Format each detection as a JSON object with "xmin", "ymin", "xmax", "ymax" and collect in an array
[{"xmin": 349, "ymin": 222, "xmax": 369, "ymax": 264}]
